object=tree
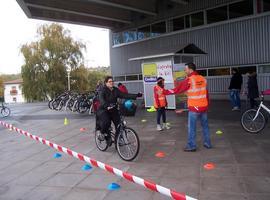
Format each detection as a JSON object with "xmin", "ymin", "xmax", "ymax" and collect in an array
[
  {"xmin": 0, "ymin": 76, "xmax": 3, "ymax": 98},
  {"xmin": 21, "ymin": 23, "xmax": 86, "ymax": 101}
]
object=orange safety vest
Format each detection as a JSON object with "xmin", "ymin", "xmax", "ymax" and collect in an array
[
  {"xmin": 153, "ymin": 85, "xmax": 167, "ymax": 108},
  {"xmin": 187, "ymin": 75, "xmax": 208, "ymax": 108}
]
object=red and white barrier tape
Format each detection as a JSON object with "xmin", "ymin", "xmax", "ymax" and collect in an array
[{"xmin": 0, "ymin": 121, "xmax": 197, "ymax": 200}]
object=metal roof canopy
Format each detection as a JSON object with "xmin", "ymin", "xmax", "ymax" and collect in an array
[
  {"xmin": 16, "ymin": 0, "xmax": 189, "ymax": 31},
  {"xmin": 128, "ymin": 43, "xmax": 207, "ymax": 61}
]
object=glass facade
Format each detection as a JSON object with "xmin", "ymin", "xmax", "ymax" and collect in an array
[
  {"xmin": 229, "ymin": 0, "xmax": 253, "ymax": 19},
  {"xmin": 172, "ymin": 17, "xmax": 185, "ymax": 31},
  {"xmin": 123, "ymin": 30, "xmax": 137, "ymax": 43},
  {"xmin": 151, "ymin": 21, "xmax": 166, "ymax": 37},
  {"xmin": 112, "ymin": 0, "xmax": 257, "ymax": 46},
  {"xmin": 207, "ymin": 6, "xmax": 228, "ymax": 24},
  {"xmin": 264, "ymin": 0, "xmax": 270, "ymax": 12},
  {"xmin": 191, "ymin": 12, "xmax": 204, "ymax": 27},
  {"xmin": 137, "ymin": 26, "xmax": 151, "ymax": 40}
]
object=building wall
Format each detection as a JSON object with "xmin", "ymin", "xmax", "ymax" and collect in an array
[
  {"xmin": 4, "ymin": 84, "xmax": 25, "ymax": 103},
  {"xmin": 111, "ymin": 14, "xmax": 270, "ymax": 76}
]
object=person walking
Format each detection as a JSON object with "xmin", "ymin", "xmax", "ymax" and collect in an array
[
  {"xmin": 164, "ymin": 63, "xmax": 211, "ymax": 151},
  {"xmin": 247, "ymin": 71, "xmax": 259, "ymax": 109},
  {"xmin": 154, "ymin": 77, "xmax": 170, "ymax": 131},
  {"xmin": 229, "ymin": 68, "xmax": 243, "ymax": 111}
]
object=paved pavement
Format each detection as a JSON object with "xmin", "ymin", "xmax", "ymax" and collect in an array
[{"xmin": 0, "ymin": 101, "xmax": 270, "ymax": 200}]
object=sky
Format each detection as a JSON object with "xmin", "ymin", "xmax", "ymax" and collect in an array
[{"xmin": 0, "ymin": 0, "xmax": 110, "ymax": 75}]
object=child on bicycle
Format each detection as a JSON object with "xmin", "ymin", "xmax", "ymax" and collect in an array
[{"xmin": 154, "ymin": 77, "xmax": 170, "ymax": 131}]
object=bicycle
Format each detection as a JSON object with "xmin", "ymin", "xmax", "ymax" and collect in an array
[
  {"xmin": 241, "ymin": 91, "xmax": 270, "ymax": 133},
  {"xmin": 94, "ymin": 103, "xmax": 140, "ymax": 161},
  {"xmin": 0, "ymin": 102, "xmax": 11, "ymax": 117}
]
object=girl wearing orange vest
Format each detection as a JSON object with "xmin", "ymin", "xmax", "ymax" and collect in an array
[{"xmin": 154, "ymin": 77, "xmax": 170, "ymax": 131}]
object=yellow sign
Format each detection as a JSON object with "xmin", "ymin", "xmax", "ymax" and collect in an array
[
  {"xmin": 173, "ymin": 71, "xmax": 186, "ymax": 81},
  {"xmin": 142, "ymin": 63, "xmax": 157, "ymax": 76}
]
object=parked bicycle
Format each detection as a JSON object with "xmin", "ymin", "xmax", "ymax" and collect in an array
[
  {"xmin": 0, "ymin": 102, "xmax": 11, "ymax": 117},
  {"xmin": 94, "ymin": 103, "xmax": 140, "ymax": 161},
  {"xmin": 48, "ymin": 91, "xmax": 98, "ymax": 115},
  {"xmin": 241, "ymin": 91, "xmax": 270, "ymax": 133}
]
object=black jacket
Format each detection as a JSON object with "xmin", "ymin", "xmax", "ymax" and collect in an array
[
  {"xmin": 247, "ymin": 74, "xmax": 259, "ymax": 98},
  {"xmin": 98, "ymin": 86, "xmax": 137, "ymax": 111},
  {"xmin": 229, "ymin": 73, "xmax": 243, "ymax": 90}
]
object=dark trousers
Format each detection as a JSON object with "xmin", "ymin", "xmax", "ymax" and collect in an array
[
  {"xmin": 157, "ymin": 107, "xmax": 166, "ymax": 125},
  {"xmin": 96, "ymin": 109, "xmax": 120, "ymax": 135},
  {"xmin": 249, "ymin": 98, "xmax": 258, "ymax": 109}
]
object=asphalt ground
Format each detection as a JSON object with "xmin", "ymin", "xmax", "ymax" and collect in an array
[{"xmin": 0, "ymin": 100, "xmax": 270, "ymax": 200}]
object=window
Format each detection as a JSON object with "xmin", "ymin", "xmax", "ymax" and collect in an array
[
  {"xmin": 263, "ymin": 0, "xmax": 270, "ymax": 12},
  {"xmin": 185, "ymin": 15, "xmax": 190, "ymax": 28},
  {"xmin": 207, "ymin": 6, "xmax": 228, "ymax": 24},
  {"xmin": 258, "ymin": 65, "xmax": 270, "ymax": 73},
  {"xmin": 208, "ymin": 68, "xmax": 230, "ymax": 76},
  {"xmin": 114, "ymin": 76, "xmax": 125, "ymax": 81},
  {"xmin": 123, "ymin": 30, "xmax": 137, "ymax": 43},
  {"xmin": 112, "ymin": 32, "xmax": 123, "ymax": 45},
  {"xmin": 197, "ymin": 69, "xmax": 207, "ymax": 76},
  {"xmin": 229, "ymin": 0, "xmax": 253, "ymax": 19},
  {"xmin": 126, "ymin": 75, "xmax": 138, "ymax": 81},
  {"xmin": 238, "ymin": 66, "xmax": 256, "ymax": 74},
  {"xmin": 172, "ymin": 17, "xmax": 185, "ymax": 31},
  {"xmin": 151, "ymin": 21, "xmax": 166, "ymax": 37},
  {"xmin": 182, "ymin": 56, "xmax": 193, "ymax": 63},
  {"xmin": 191, "ymin": 12, "xmax": 204, "ymax": 27},
  {"xmin": 174, "ymin": 56, "xmax": 181, "ymax": 64},
  {"xmin": 139, "ymin": 74, "xmax": 143, "ymax": 80},
  {"xmin": 137, "ymin": 26, "xmax": 151, "ymax": 40}
]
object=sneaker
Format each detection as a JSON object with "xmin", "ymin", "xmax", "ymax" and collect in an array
[
  {"xmin": 183, "ymin": 147, "xmax": 196, "ymax": 152},
  {"xmin": 232, "ymin": 107, "xmax": 240, "ymax": 111},
  {"xmin": 156, "ymin": 124, "xmax": 163, "ymax": 131},
  {"xmin": 203, "ymin": 144, "xmax": 212, "ymax": 149},
  {"xmin": 163, "ymin": 123, "xmax": 171, "ymax": 130}
]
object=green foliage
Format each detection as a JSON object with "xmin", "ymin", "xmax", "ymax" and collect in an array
[{"xmin": 20, "ymin": 23, "xmax": 86, "ymax": 101}]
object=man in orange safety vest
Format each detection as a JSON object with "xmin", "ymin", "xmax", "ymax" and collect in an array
[{"xmin": 164, "ymin": 63, "xmax": 212, "ymax": 152}]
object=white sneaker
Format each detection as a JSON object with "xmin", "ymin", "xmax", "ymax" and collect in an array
[
  {"xmin": 163, "ymin": 123, "xmax": 171, "ymax": 130},
  {"xmin": 232, "ymin": 107, "xmax": 240, "ymax": 111},
  {"xmin": 156, "ymin": 124, "xmax": 163, "ymax": 131}
]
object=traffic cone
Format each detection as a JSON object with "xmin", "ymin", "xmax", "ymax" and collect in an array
[
  {"xmin": 107, "ymin": 183, "xmax": 121, "ymax": 190},
  {"xmin": 64, "ymin": 117, "xmax": 69, "ymax": 125},
  {"xmin": 53, "ymin": 153, "xmax": 62, "ymax": 158},
  {"xmin": 216, "ymin": 130, "xmax": 223, "ymax": 135},
  {"xmin": 82, "ymin": 164, "xmax": 92, "ymax": 171}
]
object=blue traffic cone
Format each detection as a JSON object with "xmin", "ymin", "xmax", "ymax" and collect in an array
[
  {"xmin": 53, "ymin": 153, "xmax": 62, "ymax": 158},
  {"xmin": 82, "ymin": 164, "xmax": 92, "ymax": 171},
  {"xmin": 107, "ymin": 183, "xmax": 120, "ymax": 190}
]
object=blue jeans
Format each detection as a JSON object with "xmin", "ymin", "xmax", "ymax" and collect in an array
[
  {"xmin": 187, "ymin": 111, "xmax": 211, "ymax": 149},
  {"xmin": 229, "ymin": 89, "xmax": 241, "ymax": 108},
  {"xmin": 157, "ymin": 107, "xmax": 166, "ymax": 125}
]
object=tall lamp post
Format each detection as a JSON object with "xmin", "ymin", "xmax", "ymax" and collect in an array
[{"xmin": 67, "ymin": 68, "xmax": 71, "ymax": 91}]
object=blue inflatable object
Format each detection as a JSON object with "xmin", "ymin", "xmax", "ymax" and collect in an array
[
  {"xmin": 107, "ymin": 183, "xmax": 121, "ymax": 190},
  {"xmin": 53, "ymin": 153, "xmax": 62, "ymax": 158},
  {"xmin": 124, "ymin": 100, "xmax": 133, "ymax": 111},
  {"xmin": 82, "ymin": 164, "xmax": 92, "ymax": 171}
]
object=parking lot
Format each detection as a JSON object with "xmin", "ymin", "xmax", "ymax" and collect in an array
[{"xmin": 0, "ymin": 101, "xmax": 270, "ymax": 200}]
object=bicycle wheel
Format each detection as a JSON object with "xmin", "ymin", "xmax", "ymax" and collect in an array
[
  {"xmin": 48, "ymin": 100, "xmax": 53, "ymax": 109},
  {"xmin": 95, "ymin": 129, "xmax": 108, "ymax": 151},
  {"xmin": 116, "ymin": 127, "xmax": 140, "ymax": 161},
  {"xmin": 1, "ymin": 107, "xmax": 11, "ymax": 117},
  {"xmin": 241, "ymin": 109, "xmax": 266, "ymax": 133}
]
